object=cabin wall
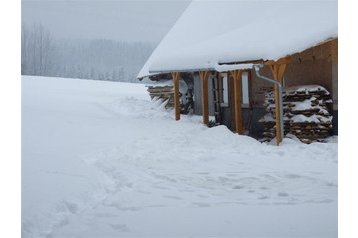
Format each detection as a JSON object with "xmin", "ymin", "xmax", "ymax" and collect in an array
[
  {"xmin": 193, "ymin": 73, "xmax": 202, "ymax": 115},
  {"xmin": 191, "ymin": 39, "xmax": 338, "ymax": 137},
  {"xmin": 193, "ymin": 72, "xmax": 215, "ymax": 116}
]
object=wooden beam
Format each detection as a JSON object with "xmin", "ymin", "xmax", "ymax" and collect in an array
[
  {"xmin": 219, "ymin": 59, "xmax": 265, "ymax": 66},
  {"xmin": 231, "ymin": 70, "xmax": 244, "ymax": 134},
  {"xmin": 277, "ymin": 64, "xmax": 287, "ymax": 83},
  {"xmin": 270, "ymin": 64, "xmax": 287, "ymax": 145},
  {"xmin": 171, "ymin": 72, "xmax": 180, "ymax": 121},
  {"xmin": 265, "ymin": 56, "xmax": 292, "ymax": 66},
  {"xmin": 199, "ymin": 71, "xmax": 209, "ymax": 126}
]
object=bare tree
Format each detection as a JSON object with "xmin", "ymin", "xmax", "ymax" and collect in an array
[
  {"xmin": 22, "ymin": 23, "xmax": 155, "ymax": 82},
  {"xmin": 21, "ymin": 23, "xmax": 54, "ymax": 76}
]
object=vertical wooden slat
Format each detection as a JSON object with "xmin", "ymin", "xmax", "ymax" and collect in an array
[
  {"xmin": 273, "ymin": 83, "xmax": 282, "ymax": 145},
  {"xmin": 277, "ymin": 64, "xmax": 287, "ymax": 84},
  {"xmin": 270, "ymin": 64, "xmax": 286, "ymax": 145},
  {"xmin": 171, "ymin": 72, "xmax": 180, "ymax": 121},
  {"xmin": 229, "ymin": 73, "xmax": 235, "ymax": 130},
  {"xmin": 232, "ymin": 72, "xmax": 237, "ymax": 131},
  {"xmin": 231, "ymin": 70, "xmax": 243, "ymax": 134},
  {"xmin": 218, "ymin": 73, "xmax": 224, "ymax": 103},
  {"xmin": 236, "ymin": 70, "xmax": 243, "ymax": 134},
  {"xmin": 199, "ymin": 71, "xmax": 209, "ymax": 125}
]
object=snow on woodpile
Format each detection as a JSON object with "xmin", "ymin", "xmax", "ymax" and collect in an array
[
  {"xmin": 260, "ymin": 85, "xmax": 333, "ymax": 144},
  {"xmin": 147, "ymin": 85, "xmax": 174, "ymax": 109},
  {"xmin": 146, "ymin": 80, "xmax": 190, "ymax": 110},
  {"xmin": 138, "ymin": 0, "xmax": 337, "ymax": 78},
  {"xmin": 146, "ymin": 80, "xmax": 175, "ymax": 109}
]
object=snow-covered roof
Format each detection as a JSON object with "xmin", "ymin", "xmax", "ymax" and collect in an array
[{"xmin": 137, "ymin": 0, "xmax": 337, "ymax": 79}]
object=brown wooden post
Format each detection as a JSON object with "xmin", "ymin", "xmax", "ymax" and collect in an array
[
  {"xmin": 229, "ymin": 74, "xmax": 236, "ymax": 130},
  {"xmin": 199, "ymin": 71, "xmax": 209, "ymax": 125},
  {"xmin": 171, "ymin": 72, "xmax": 180, "ymax": 121},
  {"xmin": 231, "ymin": 70, "xmax": 244, "ymax": 134},
  {"xmin": 270, "ymin": 64, "xmax": 287, "ymax": 145}
]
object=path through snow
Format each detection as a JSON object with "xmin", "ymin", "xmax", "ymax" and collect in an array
[{"xmin": 22, "ymin": 76, "xmax": 337, "ymax": 237}]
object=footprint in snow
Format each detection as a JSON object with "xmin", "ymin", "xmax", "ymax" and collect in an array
[
  {"xmin": 162, "ymin": 195, "xmax": 183, "ymax": 200},
  {"xmin": 197, "ymin": 194, "xmax": 209, "ymax": 198},
  {"xmin": 117, "ymin": 206, "xmax": 141, "ymax": 211},
  {"xmin": 285, "ymin": 174, "xmax": 301, "ymax": 179},
  {"xmin": 192, "ymin": 202, "xmax": 211, "ymax": 207},
  {"xmin": 325, "ymin": 182, "xmax": 337, "ymax": 187},
  {"xmin": 197, "ymin": 172, "xmax": 209, "ymax": 175},
  {"xmin": 64, "ymin": 201, "xmax": 79, "ymax": 214},
  {"xmin": 277, "ymin": 192, "xmax": 289, "ymax": 197},
  {"xmin": 56, "ymin": 200, "xmax": 79, "ymax": 214},
  {"xmin": 109, "ymin": 223, "xmax": 130, "ymax": 232},
  {"xmin": 153, "ymin": 185, "xmax": 171, "ymax": 190},
  {"xmin": 233, "ymin": 185, "xmax": 245, "ymax": 189}
]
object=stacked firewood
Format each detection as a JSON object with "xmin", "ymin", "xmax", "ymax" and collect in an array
[
  {"xmin": 259, "ymin": 85, "xmax": 333, "ymax": 144},
  {"xmin": 146, "ymin": 85, "xmax": 175, "ymax": 109}
]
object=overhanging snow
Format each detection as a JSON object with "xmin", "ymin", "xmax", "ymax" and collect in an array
[{"xmin": 137, "ymin": 0, "xmax": 337, "ymax": 79}]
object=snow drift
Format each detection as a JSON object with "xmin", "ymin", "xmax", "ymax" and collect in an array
[{"xmin": 22, "ymin": 76, "xmax": 337, "ymax": 237}]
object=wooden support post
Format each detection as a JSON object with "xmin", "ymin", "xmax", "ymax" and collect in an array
[
  {"xmin": 270, "ymin": 64, "xmax": 287, "ymax": 145},
  {"xmin": 199, "ymin": 71, "xmax": 209, "ymax": 126},
  {"xmin": 231, "ymin": 70, "xmax": 244, "ymax": 134},
  {"xmin": 171, "ymin": 72, "xmax": 180, "ymax": 121}
]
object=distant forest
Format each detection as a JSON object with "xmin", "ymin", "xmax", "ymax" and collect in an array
[{"xmin": 21, "ymin": 23, "xmax": 155, "ymax": 82}]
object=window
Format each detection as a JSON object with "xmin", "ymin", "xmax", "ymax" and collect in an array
[
  {"xmin": 221, "ymin": 73, "xmax": 229, "ymax": 107},
  {"xmin": 219, "ymin": 71, "xmax": 250, "ymax": 108},
  {"xmin": 241, "ymin": 71, "xmax": 250, "ymax": 107}
]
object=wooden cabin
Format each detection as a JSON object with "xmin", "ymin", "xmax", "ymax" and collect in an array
[{"xmin": 138, "ymin": 0, "xmax": 338, "ymax": 145}]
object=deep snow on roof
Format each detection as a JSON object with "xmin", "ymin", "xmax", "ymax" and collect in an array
[{"xmin": 138, "ymin": 0, "xmax": 337, "ymax": 79}]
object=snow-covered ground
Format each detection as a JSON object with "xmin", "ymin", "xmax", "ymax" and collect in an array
[{"xmin": 22, "ymin": 76, "xmax": 338, "ymax": 238}]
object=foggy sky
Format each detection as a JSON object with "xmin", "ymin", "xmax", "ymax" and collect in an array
[{"xmin": 22, "ymin": 0, "xmax": 191, "ymax": 43}]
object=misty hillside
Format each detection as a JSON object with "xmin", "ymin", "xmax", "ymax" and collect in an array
[{"xmin": 21, "ymin": 23, "xmax": 155, "ymax": 82}]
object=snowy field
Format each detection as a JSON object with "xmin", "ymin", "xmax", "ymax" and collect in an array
[{"xmin": 22, "ymin": 76, "xmax": 338, "ymax": 238}]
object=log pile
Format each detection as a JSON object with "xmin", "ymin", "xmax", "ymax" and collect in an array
[
  {"xmin": 259, "ymin": 85, "xmax": 333, "ymax": 144},
  {"xmin": 146, "ymin": 85, "xmax": 175, "ymax": 109}
]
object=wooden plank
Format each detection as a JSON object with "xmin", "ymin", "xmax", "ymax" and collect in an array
[
  {"xmin": 231, "ymin": 70, "xmax": 243, "ymax": 134},
  {"xmin": 212, "ymin": 72, "xmax": 221, "ymax": 124},
  {"xmin": 236, "ymin": 71, "xmax": 244, "ymax": 134},
  {"xmin": 218, "ymin": 73, "xmax": 224, "ymax": 103},
  {"xmin": 171, "ymin": 72, "xmax": 180, "ymax": 120},
  {"xmin": 199, "ymin": 71, "xmax": 209, "ymax": 125},
  {"xmin": 232, "ymin": 72, "xmax": 237, "ymax": 132},
  {"xmin": 331, "ymin": 38, "xmax": 338, "ymax": 62},
  {"xmin": 228, "ymin": 73, "xmax": 236, "ymax": 130},
  {"xmin": 219, "ymin": 59, "xmax": 265, "ymax": 66},
  {"xmin": 273, "ymin": 83, "xmax": 282, "ymax": 145}
]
